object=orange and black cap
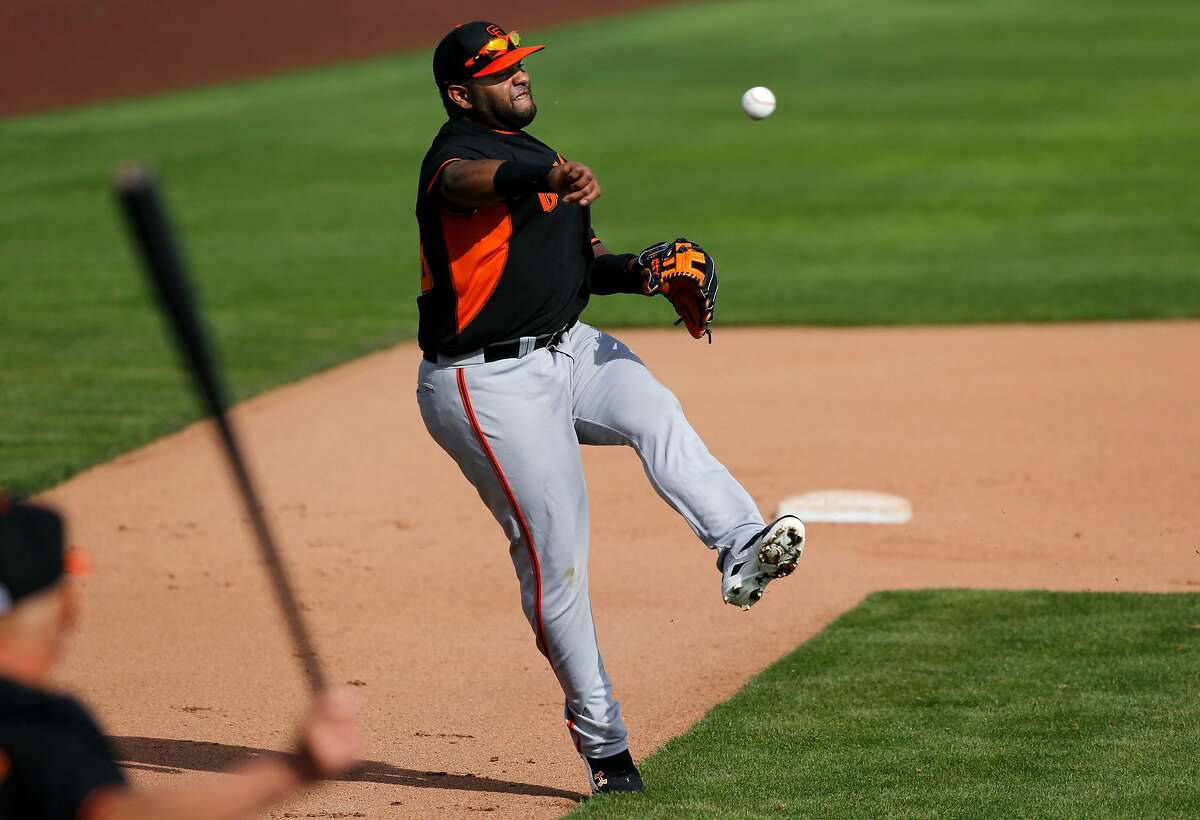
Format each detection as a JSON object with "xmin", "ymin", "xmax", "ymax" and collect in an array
[
  {"xmin": 433, "ymin": 21, "xmax": 545, "ymax": 88},
  {"xmin": 0, "ymin": 498, "xmax": 75, "ymax": 614}
]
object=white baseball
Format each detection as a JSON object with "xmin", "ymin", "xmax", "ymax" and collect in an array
[{"xmin": 741, "ymin": 86, "xmax": 776, "ymax": 120}]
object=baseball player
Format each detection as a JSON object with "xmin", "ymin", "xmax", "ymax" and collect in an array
[
  {"xmin": 0, "ymin": 497, "xmax": 362, "ymax": 819},
  {"xmin": 415, "ymin": 22, "xmax": 807, "ymax": 794}
]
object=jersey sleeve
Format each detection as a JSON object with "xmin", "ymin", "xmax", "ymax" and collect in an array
[{"xmin": 419, "ymin": 137, "xmax": 501, "ymax": 210}]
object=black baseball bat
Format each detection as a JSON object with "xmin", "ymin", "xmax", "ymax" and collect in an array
[{"xmin": 114, "ymin": 164, "xmax": 326, "ymax": 695}]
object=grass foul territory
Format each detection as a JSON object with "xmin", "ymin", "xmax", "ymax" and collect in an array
[
  {"xmin": 570, "ymin": 590, "xmax": 1200, "ymax": 819},
  {"xmin": 3, "ymin": 0, "xmax": 1200, "ymax": 495}
]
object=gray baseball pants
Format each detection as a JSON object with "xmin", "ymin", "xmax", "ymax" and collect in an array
[{"xmin": 416, "ymin": 321, "xmax": 764, "ymax": 758}]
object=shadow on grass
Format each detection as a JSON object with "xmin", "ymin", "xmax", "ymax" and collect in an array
[{"xmin": 110, "ymin": 736, "xmax": 585, "ymax": 801}]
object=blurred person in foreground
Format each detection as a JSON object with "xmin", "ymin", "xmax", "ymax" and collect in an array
[{"xmin": 0, "ymin": 497, "xmax": 362, "ymax": 820}]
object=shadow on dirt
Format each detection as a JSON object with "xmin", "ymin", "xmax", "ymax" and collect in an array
[{"xmin": 109, "ymin": 736, "xmax": 585, "ymax": 800}]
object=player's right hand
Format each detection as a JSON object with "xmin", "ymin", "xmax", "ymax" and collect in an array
[
  {"xmin": 297, "ymin": 687, "xmax": 363, "ymax": 779},
  {"xmin": 549, "ymin": 162, "xmax": 602, "ymax": 207}
]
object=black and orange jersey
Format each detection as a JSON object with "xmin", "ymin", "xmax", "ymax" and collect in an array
[{"xmin": 415, "ymin": 118, "xmax": 596, "ymax": 356}]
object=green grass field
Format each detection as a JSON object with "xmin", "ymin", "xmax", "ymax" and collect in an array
[
  {"xmin": 2, "ymin": 0, "xmax": 1199, "ymax": 494},
  {"xmin": 571, "ymin": 590, "xmax": 1200, "ymax": 818}
]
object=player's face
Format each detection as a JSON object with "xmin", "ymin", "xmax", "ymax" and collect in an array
[{"xmin": 467, "ymin": 63, "xmax": 537, "ymax": 130}]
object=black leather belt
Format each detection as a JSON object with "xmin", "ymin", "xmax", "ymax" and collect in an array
[{"xmin": 423, "ymin": 322, "xmax": 574, "ymax": 365}]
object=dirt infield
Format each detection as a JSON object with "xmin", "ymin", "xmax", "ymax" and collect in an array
[
  {"xmin": 0, "ymin": 0, "xmax": 675, "ymax": 117},
  {"xmin": 42, "ymin": 321, "xmax": 1199, "ymax": 818}
]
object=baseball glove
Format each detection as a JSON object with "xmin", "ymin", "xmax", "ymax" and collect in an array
[{"xmin": 637, "ymin": 237, "xmax": 718, "ymax": 341}]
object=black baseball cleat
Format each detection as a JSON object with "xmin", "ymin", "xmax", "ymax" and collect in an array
[{"xmin": 584, "ymin": 749, "xmax": 644, "ymax": 794}]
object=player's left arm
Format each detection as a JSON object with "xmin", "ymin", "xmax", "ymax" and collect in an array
[
  {"xmin": 590, "ymin": 237, "xmax": 718, "ymax": 340},
  {"xmin": 588, "ymin": 240, "xmax": 644, "ymax": 295}
]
